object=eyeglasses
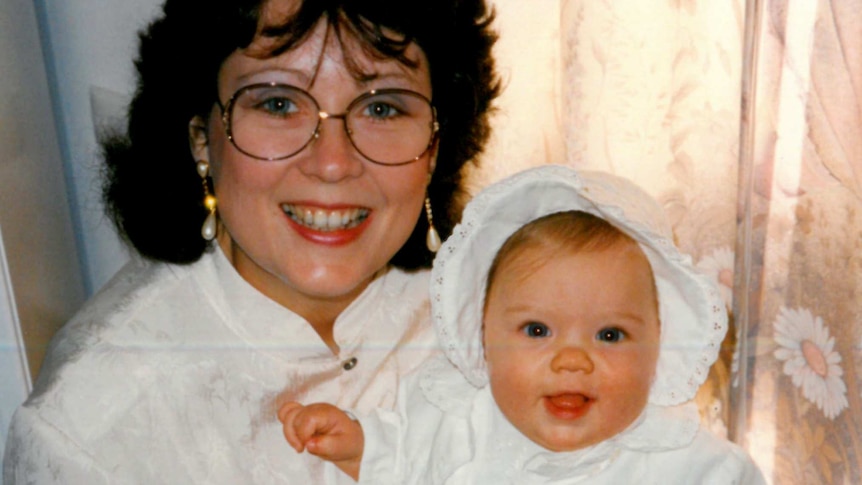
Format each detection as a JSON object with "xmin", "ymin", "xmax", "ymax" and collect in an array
[{"xmin": 217, "ymin": 83, "xmax": 439, "ymax": 166}]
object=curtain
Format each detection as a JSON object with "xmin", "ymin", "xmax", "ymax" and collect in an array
[
  {"xmin": 734, "ymin": 1, "xmax": 862, "ymax": 483},
  {"xmin": 481, "ymin": 0, "xmax": 862, "ymax": 482}
]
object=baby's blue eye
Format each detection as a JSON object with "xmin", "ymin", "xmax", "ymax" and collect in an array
[
  {"xmin": 597, "ymin": 327, "xmax": 625, "ymax": 343},
  {"xmin": 523, "ymin": 322, "xmax": 551, "ymax": 338}
]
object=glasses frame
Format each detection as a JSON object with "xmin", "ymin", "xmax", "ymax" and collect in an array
[{"xmin": 216, "ymin": 82, "xmax": 440, "ymax": 166}]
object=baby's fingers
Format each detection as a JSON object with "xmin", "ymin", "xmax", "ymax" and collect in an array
[
  {"xmin": 278, "ymin": 402, "xmax": 303, "ymax": 423},
  {"xmin": 305, "ymin": 433, "xmax": 359, "ymax": 462},
  {"xmin": 278, "ymin": 402, "xmax": 307, "ymax": 453},
  {"xmin": 291, "ymin": 409, "xmax": 335, "ymax": 444}
]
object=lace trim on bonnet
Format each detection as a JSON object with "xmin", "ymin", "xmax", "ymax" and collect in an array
[{"xmin": 429, "ymin": 165, "xmax": 727, "ymax": 407}]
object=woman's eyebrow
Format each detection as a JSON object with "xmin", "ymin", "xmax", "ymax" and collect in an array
[
  {"xmin": 234, "ymin": 66, "xmax": 313, "ymax": 86},
  {"xmin": 354, "ymin": 69, "xmax": 419, "ymax": 86}
]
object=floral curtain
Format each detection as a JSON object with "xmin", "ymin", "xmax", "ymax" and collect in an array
[
  {"xmin": 734, "ymin": 0, "xmax": 862, "ymax": 483},
  {"xmin": 481, "ymin": 0, "xmax": 862, "ymax": 483}
]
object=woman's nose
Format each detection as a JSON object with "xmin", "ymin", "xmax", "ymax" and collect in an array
[
  {"xmin": 550, "ymin": 346, "xmax": 595, "ymax": 374},
  {"xmin": 298, "ymin": 117, "xmax": 363, "ymax": 182}
]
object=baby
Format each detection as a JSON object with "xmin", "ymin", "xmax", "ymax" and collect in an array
[{"xmin": 279, "ymin": 165, "xmax": 766, "ymax": 484}]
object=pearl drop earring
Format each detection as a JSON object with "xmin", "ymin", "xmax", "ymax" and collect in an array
[
  {"xmin": 197, "ymin": 160, "xmax": 217, "ymax": 241},
  {"xmin": 425, "ymin": 197, "xmax": 441, "ymax": 253}
]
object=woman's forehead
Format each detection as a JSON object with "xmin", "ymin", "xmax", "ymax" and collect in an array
[
  {"xmin": 255, "ymin": 1, "xmax": 425, "ymax": 63},
  {"xmin": 222, "ymin": 18, "xmax": 429, "ymax": 93}
]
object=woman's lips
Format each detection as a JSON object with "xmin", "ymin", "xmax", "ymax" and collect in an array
[
  {"xmin": 281, "ymin": 203, "xmax": 371, "ymax": 245},
  {"xmin": 281, "ymin": 204, "xmax": 369, "ymax": 232},
  {"xmin": 544, "ymin": 393, "xmax": 592, "ymax": 420}
]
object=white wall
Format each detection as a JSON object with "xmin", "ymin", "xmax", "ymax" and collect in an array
[
  {"xmin": 35, "ymin": 0, "xmax": 163, "ymax": 295},
  {"xmin": 0, "ymin": 226, "xmax": 31, "ymax": 468},
  {"xmin": 0, "ymin": 0, "xmax": 85, "ymax": 457}
]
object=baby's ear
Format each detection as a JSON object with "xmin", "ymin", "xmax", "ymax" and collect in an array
[{"xmin": 188, "ymin": 116, "xmax": 209, "ymax": 161}]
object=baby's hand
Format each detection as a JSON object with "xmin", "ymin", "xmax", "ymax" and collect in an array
[{"xmin": 278, "ymin": 402, "xmax": 364, "ymax": 480}]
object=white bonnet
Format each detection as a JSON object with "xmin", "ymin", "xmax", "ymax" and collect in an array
[{"xmin": 430, "ymin": 165, "xmax": 727, "ymax": 406}]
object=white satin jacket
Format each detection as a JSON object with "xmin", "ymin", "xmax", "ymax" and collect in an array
[{"xmin": 3, "ymin": 248, "xmax": 436, "ymax": 484}]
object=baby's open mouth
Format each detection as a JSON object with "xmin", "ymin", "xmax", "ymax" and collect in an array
[
  {"xmin": 544, "ymin": 393, "xmax": 593, "ymax": 419},
  {"xmin": 547, "ymin": 393, "xmax": 590, "ymax": 409},
  {"xmin": 282, "ymin": 204, "xmax": 369, "ymax": 232}
]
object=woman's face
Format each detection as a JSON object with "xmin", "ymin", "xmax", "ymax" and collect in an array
[{"xmin": 192, "ymin": 11, "xmax": 435, "ymax": 325}]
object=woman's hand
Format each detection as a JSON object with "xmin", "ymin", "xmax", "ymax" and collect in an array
[{"xmin": 278, "ymin": 401, "xmax": 364, "ymax": 481}]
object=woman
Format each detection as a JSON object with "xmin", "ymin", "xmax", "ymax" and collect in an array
[{"xmin": 3, "ymin": 0, "xmax": 499, "ymax": 482}]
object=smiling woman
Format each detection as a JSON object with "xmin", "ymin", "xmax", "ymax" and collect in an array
[
  {"xmin": 2, "ymin": 0, "xmax": 499, "ymax": 482},
  {"xmin": 192, "ymin": 17, "xmax": 441, "ymax": 346}
]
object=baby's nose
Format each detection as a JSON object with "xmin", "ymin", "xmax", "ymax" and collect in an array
[{"xmin": 550, "ymin": 346, "xmax": 594, "ymax": 374}]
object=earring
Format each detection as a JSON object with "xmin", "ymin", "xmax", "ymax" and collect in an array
[
  {"xmin": 196, "ymin": 160, "xmax": 217, "ymax": 241},
  {"xmin": 424, "ymin": 197, "xmax": 441, "ymax": 253}
]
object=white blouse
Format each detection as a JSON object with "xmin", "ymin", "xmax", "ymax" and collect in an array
[{"xmin": 3, "ymin": 248, "xmax": 437, "ymax": 484}]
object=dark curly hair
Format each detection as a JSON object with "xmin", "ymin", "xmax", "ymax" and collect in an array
[{"xmin": 102, "ymin": 0, "xmax": 500, "ymax": 269}]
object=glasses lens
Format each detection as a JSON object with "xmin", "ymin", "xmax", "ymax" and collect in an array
[
  {"xmin": 228, "ymin": 85, "xmax": 318, "ymax": 160},
  {"xmin": 347, "ymin": 90, "xmax": 435, "ymax": 165}
]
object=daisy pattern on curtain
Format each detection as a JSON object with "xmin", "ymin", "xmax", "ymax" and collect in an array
[{"xmin": 773, "ymin": 306, "xmax": 848, "ymax": 420}]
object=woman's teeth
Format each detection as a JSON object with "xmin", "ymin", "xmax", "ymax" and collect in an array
[{"xmin": 282, "ymin": 205, "xmax": 369, "ymax": 232}]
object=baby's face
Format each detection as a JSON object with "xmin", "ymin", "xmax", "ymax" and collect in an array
[{"xmin": 483, "ymin": 240, "xmax": 660, "ymax": 452}]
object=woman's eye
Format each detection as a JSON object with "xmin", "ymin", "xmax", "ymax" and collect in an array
[
  {"xmin": 364, "ymin": 101, "xmax": 400, "ymax": 120},
  {"xmin": 522, "ymin": 322, "xmax": 551, "ymax": 338},
  {"xmin": 597, "ymin": 327, "xmax": 625, "ymax": 343},
  {"xmin": 257, "ymin": 97, "xmax": 298, "ymax": 116}
]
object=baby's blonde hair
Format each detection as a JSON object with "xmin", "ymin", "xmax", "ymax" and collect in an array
[{"xmin": 485, "ymin": 211, "xmax": 634, "ymax": 293}]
